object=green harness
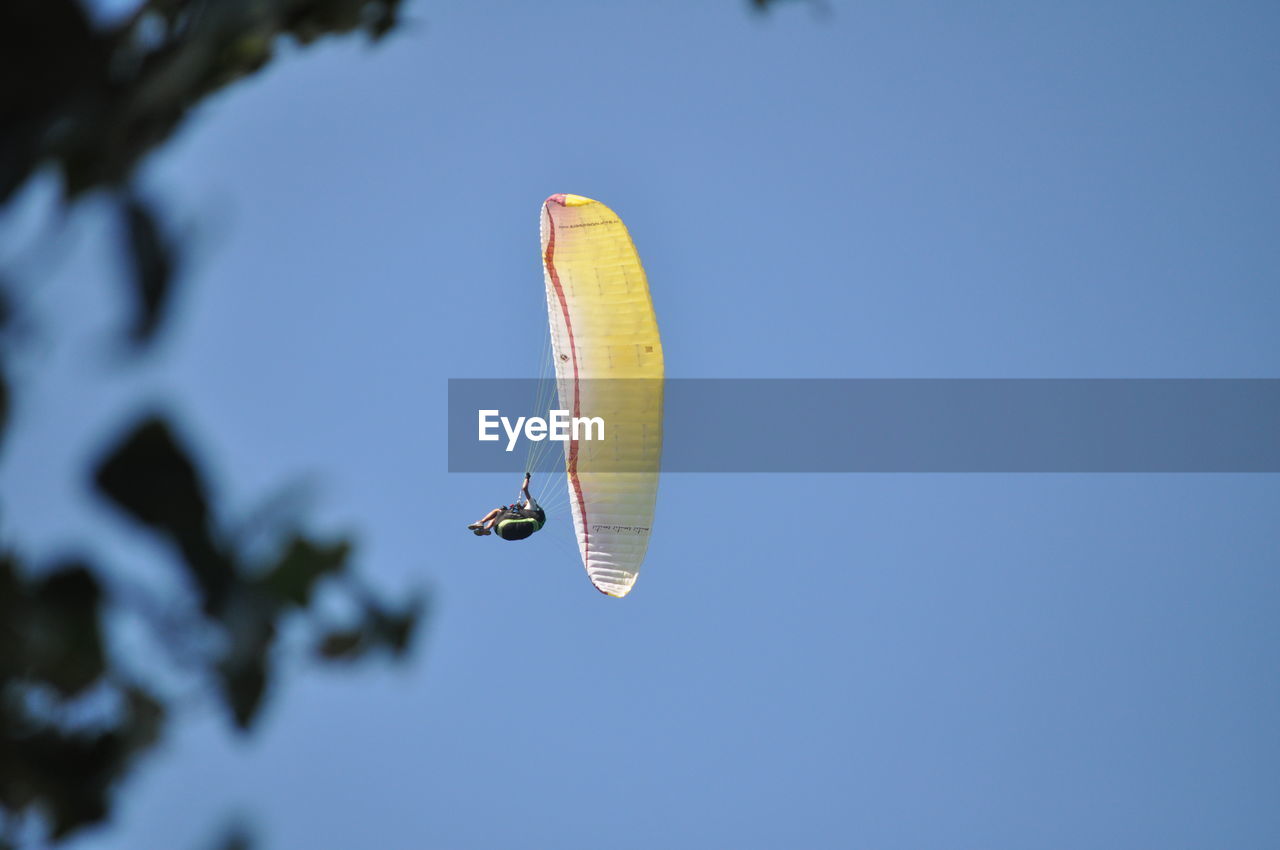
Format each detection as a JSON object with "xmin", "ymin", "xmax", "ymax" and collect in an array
[{"xmin": 496, "ymin": 515, "xmax": 543, "ymax": 540}]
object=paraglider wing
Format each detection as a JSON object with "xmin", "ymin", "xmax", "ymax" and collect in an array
[{"xmin": 540, "ymin": 194, "xmax": 664, "ymax": 597}]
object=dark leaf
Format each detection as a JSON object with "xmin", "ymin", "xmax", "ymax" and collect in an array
[
  {"xmin": 3, "ymin": 0, "xmax": 408, "ymax": 205},
  {"xmin": 93, "ymin": 415, "xmax": 234, "ymax": 613},
  {"xmin": 120, "ymin": 194, "xmax": 178, "ymax": 345},
  {"xmin": 0, "ymin": 0, "xmax": 105, "ymax": 203},
  {"xmin": 215, "ymin": 591, "xmax": 278, "ymax": 730},
  {"xmin": 40, "ymin": 735, "xmax": 116, "ymax": 839},
  {"xmin": 749, "ymin": 0, "xmax": 830, "ymax": 13},
  {"xmin": 315, "ymin": 592, "xmax": 425, "ymax": 662},
  {"xmin": 218, "ymin": 654, "xmax": 268, "ymax": 730},
  {"xmin": 94, "ymin": 416, "xmax": 207, "ymax": 534},
  {"xmin": 27, "ymin": 563, "xmax": 106, "ymax": 697},
  {"xmin": 315, "ymin": 628, "xmax": 366, "ymax": 661},
  {"xmin": 369, "ymin": 596, "xmax": 423, "ymax": 657},
  {"xmin": 368, "ymin": 2, "xmax": 400, "ymax": 40},
  {"xmin": 1, "ymin": 725, "xmax": 123, "ymax": 839},
  {"xmin": 0, "ymin": 555, "xmax": 21, "ymax": 667},
  {"xmin": 120, "ymin": 685, "xmax": 166, "ymax": 755},
  {"xmin": 257, "ymin": 536, "xmax": 350, "ymax": 608},
  {"xmin": 209, "ymin": 824, "xmax": 254, "ymax": 850},
  {"xmin": 0, "ymin": 557, "xmax": 105, "ymax": 697}
]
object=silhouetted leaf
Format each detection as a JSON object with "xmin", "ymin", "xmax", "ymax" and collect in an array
[
  {"xmin": 316, "ymin": 628, "xmax": 365, "ymax": 660},
  {"xmin": 120, "ymin": 194, "xmax": 177, "ymax": 345},
  {"xmin": 93, "ymin": 416, "xmax": 234, "ymax": 614},
  {"xmin": 120, "ymin": 685, "xmax": 165, "ymax": 755},
  {"xmin": 749, "ymin": 0, "xmax": 830, "ymax": 14},
  {"xmin": 215, "ymin": 590, "xmax": 279, "ymax": 730},
  {"xmin": 0, "ymin": 0, "xmax": 105, "ymax": 203},
  {"xmin": 28, "ymin": 564, "xmax": 105, "ymax": 697},
  {"xmin": 208, "ymin": 823, "xmax": 254, "ymax": 850},
  {"xmin": 369, "ymin": 595, "xmax": 423, "ymax": 657},
  {"xmin": 94, "ymin": 416, "xmax": 207, "ymax": 534},
  {"xmin": 0, "ymin": 557, "xmax": 104, "ymax": 697},
  {"xmin": 2, "ymin": 0, "xmax": 409, "ymax": 207},
  {"xmin": 0, "ymin": 555, "xmax": 22, "ymax": 673},
  {"xmin": 367, "ymin": 1, "xmax": 401, "ymax": 39},
  {"xmin": 0, "ymin": 558, "xmax": 171, "ymax": 841},
  {"xmin": 32, "ymin": 731, "xmax": 115, "ymax": 838},
  {"xmin": 218, "ymin": 653, "xmax": 269, "ymax": 731},
  {"xmin": 0, "ymin": 720, "xmax": 135, "ymax": 839},
  {"xmin": 257, "ymin": 536, "xmax": 350, "ymax": 607},
  {"xmin": 315, "ymin": 592, "xmax": 425, "ymax": 662}
]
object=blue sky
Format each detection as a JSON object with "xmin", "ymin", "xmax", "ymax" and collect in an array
[{"xmin": 2, "ymin": 1, "xmax": 1278, "ymax": 847}]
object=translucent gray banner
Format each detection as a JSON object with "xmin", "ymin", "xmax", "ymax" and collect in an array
[{"xmin": 447, "ymin": 379, "xmax": 1280, "ymax": 472}]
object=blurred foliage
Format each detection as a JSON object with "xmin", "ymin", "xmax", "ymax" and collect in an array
[
  {"xmin": 1, "ymin": 0, "xmax": 401, "ymax": 202},
  {"xmin": 0, "ymin": 0, "xmax": 421, "ymax": 847},
  {"xmin": 1, "ymin": 0, "xmax": 403, "ymax": 350},
  {"xmin": 0, "ymin": 377, "xmax": 425, "ymax": 846}
]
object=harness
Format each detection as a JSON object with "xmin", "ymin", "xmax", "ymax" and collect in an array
[
  {"xmin": 496, "ymin": 514, "xmax": 542, "ymax": 540},
  {"xmin": 496, "ymin": 479, "xmax": 544, "ymax": 541}
]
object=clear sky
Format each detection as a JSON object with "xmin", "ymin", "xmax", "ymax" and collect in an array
[{"xmin": 3, "ymin": 1, "xmax": 1279, "ymax": 848}]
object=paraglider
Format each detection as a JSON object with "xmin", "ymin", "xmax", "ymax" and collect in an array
[
  {"xmin": 540, "ymin": 194, "xmax": 664, "ymax": 597},
  {"xmin": 466, "ymin": 195, "xmax": 662, "ymax": 597}
]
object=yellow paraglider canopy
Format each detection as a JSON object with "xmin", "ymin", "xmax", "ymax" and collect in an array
[{"xmin": 540, "ymin": 194, "xmax": 664, "ymax": 597}]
